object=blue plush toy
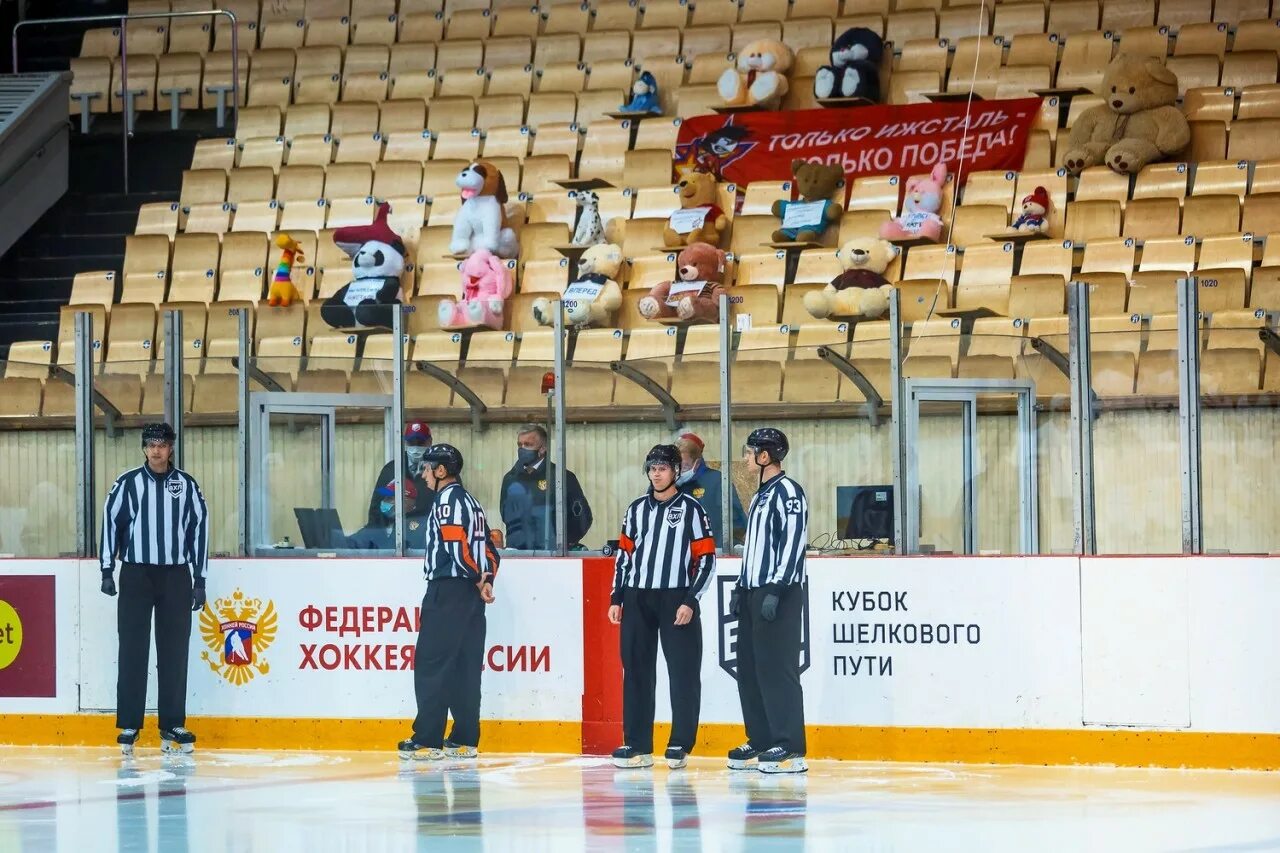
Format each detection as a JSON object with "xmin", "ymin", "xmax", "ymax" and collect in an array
[{"xmin": 620, "ymin": 70, "xmax": 663, "ymax": 115}]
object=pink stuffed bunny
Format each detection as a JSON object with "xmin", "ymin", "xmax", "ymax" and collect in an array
[
  {"xmin": 878, "ymin": 162, "xmax": 948, "ymax": 243},
  {"xmin": 438, "ymin": 248, "xmax": 513, "ymax": 331}
]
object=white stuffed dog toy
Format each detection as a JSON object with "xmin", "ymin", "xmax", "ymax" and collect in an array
[{"xmin": 449, "ymin": 159, "xmax": 519, "ymax": 258}]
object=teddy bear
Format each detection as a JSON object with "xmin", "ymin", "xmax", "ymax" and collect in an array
[
  {"xmin": 620, "ymin": 70, "xmax": 662, "ymax": 115},
  {"xmin": 438, "ymin": 248, "xmax": 513, "ymax": 331},
  {"xmin": 1061, "ymin": 54, "xmax": 1191, "ymax": 176},
  {"xmin": 532, "ymin": 243, "xmax": 623, "ymax": 328},
  {"xmin": 814, "ymin": 27, "xmax": 883, "ymax": 103},
  {"xmin": 268, "ymin": 233, "xmax": 304, "ymax": 307},
  {"xmin": 1012, "ymin": 186, "xmax": 1050, "ymax": 234},
  {"xmin": 663, "ymin": 171, "xmax": 729, "ymax": 248},
  {"xmin": 449, "ymin": 159, "xmax": 519, "ymax": 258},
  {"xmin": 803, "ymin": 236, "xmax": 899, "ymax": 321},
  {"xmin": 878, "ymin": 162, "xmax": 948, "ymax": 243},
  {"xmin": 321, "ymin": 202, "xmax": 405, "ymax": 330},
  {"xmin": 639, "ymin": 242, "xmax": 727, "ymax": 324},
  {"xmin": 771, "ymin": 159, "xmax": 845, "ymax": 244},
  {"xmin": 571, "ymin": 189, "xmax": 605, "ymax": 247},
  {"xmin": 717, "ymin": 39, "xmax": 794, "ymax": 110}
]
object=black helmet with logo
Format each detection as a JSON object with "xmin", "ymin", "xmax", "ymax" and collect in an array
[
  {"xmin": 643, "ymin": 444, "xmax": 681, "ymax": 475},
  {"xmin": 745, "ymin": 427, "xmax": 789, "ymax": 462},
  {"xmin": 141, "ymin": 422, "xmax": 177, "ymax": 448},
  {"xmin": 421, "ymin": 443, "xmax": 464, "ymax": 476}
]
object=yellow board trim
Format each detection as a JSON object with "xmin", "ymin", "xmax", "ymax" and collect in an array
[{"xmin": 4, "ymin": 716, "xmax": 1280, "ymax": 770}]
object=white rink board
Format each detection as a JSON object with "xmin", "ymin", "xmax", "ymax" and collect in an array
[
  {"xmin": 654, "ymin": 556, "xmax": 1085, "ymax": 728},
  {"xmin": 78, "ymin": 558, "xmax": 584, "ymax": 720}
]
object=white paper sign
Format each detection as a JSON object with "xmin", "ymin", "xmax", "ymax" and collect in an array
[
  {"xmin": 668, "ymin": 207, "xmax": 709, "ymax": 234},
  {"xmin": 343, "ymin": 279, "xmax": 384, "ymax": 306},
  {"xmin": 781, "ymin": 200, "xmax": 826, "ymax": 230},
  {"xmin": 563, "ymin": 279, "xmax": 604, "ymax": 302},
  {"xmin": 666, "ymin": 279, "xmax": 707, "ymax": 306}
]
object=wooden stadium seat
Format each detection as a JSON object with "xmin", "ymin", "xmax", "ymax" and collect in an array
[
  {"xmin": 102, "ymin": 304, "xmax": 158, "ymax": 376},
  {"xmin": 1174, "ymin": 22, "xmax": 1227, "ymax": 59},
  {"xmin": 1122, "ymin": 198, "xmax": 1181, "ymax": 241},
  {"xmin": 1065, "ymin": 199, "xmax": 1122, "ymax": 244},
  {"xmin": 1056, "ymin": 32, "xmax": 1112, "ymax": 94},
  {"xmin": 1228, "ymin": 119, "xmax": 1280, "ymax": 162},
  {"xmin": 238, "ymin": 136, "xmax": 286, "ymax": 171},
  {"xmin": 70, "ymin": 271, "xmax": 116, "ymax": 309},
  {"xmin": 949, "ymin": 205, "xmax": 1007, "ymax": 248},
  {"xmin": 227, "ymin": 166, "xmax": 276, "ymax": 204},
  {"xmin": 1182, "ymin": 194, "xmax": 1240, "ymax": 235},
  {"xmin": 1206, "ymin": 308, "xmax": 1265, "ymax": 352},
  {"xmin": 378, "ymin": 99, "xmax": 427, "ymax": 135},
  {"xmin": 230, "ymin": 200, "xmax": 281, "ymax": 233},
  {"xmin": 5, "ymin": 341, "xmax": 53, "ymax": 379},
  {"xmin": 277, "ymin": 165, "xmax": 326, "ymax": 203},
  {"xmin": 217, "ymin": 232, "xmax": 270, "ymax": 302},
  {"xmin": 1133, "ymin": 162, "xmax": 1189, "ymax": 200},
  {"xmin": 168, "ymin": 234, "xmax": 221, "ymax": 303},
  {"xmin": 184, "ymin": 201, "xmax": 231, "ymax": 235},
  {"xmin": 1077, "ymin": 238, "xmax": 1135, "ymax": 314},
  {"xmin": 953, "ymin": 241, "xmax": 1015, "ymax": 313},
  {"xmin": 190, "ymin": 137, "xmax": 237, "ymax": 171},
  {"xmin": 283, "ymin": 104, "xmax": 331, "ymax": 140},
  {"xmin": 286, "ymin": 134, "xmax": 335, "ymax": 167}
]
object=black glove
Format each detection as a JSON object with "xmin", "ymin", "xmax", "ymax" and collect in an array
[
  {"xmin": 760, "ymin": 586, "xmax": 780, "ymax": 622},
  {"xmin": 729, "ymin": 586, "xmax": 741, "ymax": 616},
  {"xmin": 191, "ymin": 586, "xmax": 206, "ymax": 612},
  {"xmin": 101, "ymin": 572, "xmax": 117, "ymax": 597}
]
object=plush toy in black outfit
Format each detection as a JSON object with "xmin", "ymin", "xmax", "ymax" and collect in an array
[
  {"xmin": 321, "ymin": 202, "xmax": 406, "ymax": 330},
  {"xmin": 813, "ymin": 27, "xmax": 884, "ymax": 103}
]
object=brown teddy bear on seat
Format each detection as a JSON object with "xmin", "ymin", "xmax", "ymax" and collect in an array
[
  {"xmin": 663, "ymin": 171, "xmax": 729, "ymax": 249},
  {"xmin": 771, "ymin": 159, "xmax": 845, "ymax": 244},
  {"xmin": 1061, "ymin": 54, "xmax": 1191, "ymax": 176},
  {"xmin": 639, "ymin": 242, "xmax": 727, "ymax": 324},
  {"xmin": 803, "ymin": 236, "xmax": 899, "ymax": 321}
]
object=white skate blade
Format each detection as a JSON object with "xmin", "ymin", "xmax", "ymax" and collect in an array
[
  {"xmin": 161, "ymin": 740, "xmax": 194, "ymax": 755},
  {"xmin": 726, "ymin": 757, "xmax": 757, "ymax": 770},
  {"xmin": 666, "ymin": 756, "xmax": 688, "ymax": 770},
  {"xmin": 403, "ymin": 748, "xmax": 446, "ymax": 762},
  {"xmin": 120, "ymin": 744, "xmax": 135, "ymax": 757},
  {"xmin": 443, "ymin": 744, "xmax": 477, "ymax": 759},
  {"xmin": 758, "ymin": 756, "xmax": 808, "ymax": 774},
  {"xmin": 611, "ymin": 754, "xmax": 653, "ymax": 769}
]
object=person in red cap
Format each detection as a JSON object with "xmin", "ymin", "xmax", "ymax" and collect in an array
[
  {"xmin": 348, "ymin": 480, "xmax": 428, "ymax": 549},
  {"xmin": 366, "ymin": 422, "xmax": 435, "ymax": 529},
  {"xmin": 674, "ymin": 433, "xmax": 747, "ymax": 546}
]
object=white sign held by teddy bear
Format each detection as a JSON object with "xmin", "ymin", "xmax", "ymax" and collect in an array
[
  {"xmin": 781, "ymin": 200, "xmax": 827, "ymax": 230},
  {"xmin": 666, "ymin": 279, "xmax": 708, "ymax": 306},
  {"xmin": 668, "ymin": 208, "xmax": 710, "ymax": 235},
  {"xmin": 564, "ymin": 279, "xmax": 605, "ymax": 303}
]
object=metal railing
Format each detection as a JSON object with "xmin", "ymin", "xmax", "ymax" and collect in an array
[{"xmin": 12, "ymin": 8, "xmax": 240, "ymax": 191}]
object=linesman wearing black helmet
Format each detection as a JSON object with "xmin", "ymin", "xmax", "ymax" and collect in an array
[
  {"xmin": 100, "ymin": 422, "xmax": 208, "ymax": 756},
  {"xmin": 729, "ymin": 427, "xmax": 810, "ymax": 774},
  {"xmin": 399, "ymin": 444, "xmax": 501, "ymax": 762},
  {"xmin": 609, "ymin": 445, "xmax": 716, "ymax": 770}
]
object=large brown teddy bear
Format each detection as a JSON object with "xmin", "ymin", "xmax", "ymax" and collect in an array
[
  {"xmin": 663, "ymin": 171, "xmax": 729, "ymax": 249},
  {"xmin": 771, "ymin": 159, "xmax": 845, "ymax": 244},
  {"xmin": 639, "ymin": 242, "xmax": 727, "ymax": 324},
  {"xmin": 1061, "ymin": 55, "xmax": 1191, "ymax": 176},
  {"xmin": 803, "ymin": 236, "xmax": 899, "ymax": 320}
]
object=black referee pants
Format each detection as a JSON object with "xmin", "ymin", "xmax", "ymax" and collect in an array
[
  {"xmin": 413, "ymin": 577, "xmax": 486, "ymax": 748},
  {"xmin": 620, "ymin": 587, "xmax": 702, "ymax": 755},
  {"xmin": 736, "ymin": 584, "xmax": 806, "ymax": 755},
  {"xmin": 116, "ymin": 563, "xmax": 192, "ymax": 731}
]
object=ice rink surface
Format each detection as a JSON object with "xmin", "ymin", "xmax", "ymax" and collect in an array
[{"xmin": 0, "ymin": 746, "xmax": 1278, "ymax": 852}]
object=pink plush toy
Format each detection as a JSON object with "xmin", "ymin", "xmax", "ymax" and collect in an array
[
  {"xmin": 438, "ymin": 249, "xmax": 513, "ymax": 331},
  {"xmin": 878, "ymin": 162, "xmax": 948, "ymax": 243}
]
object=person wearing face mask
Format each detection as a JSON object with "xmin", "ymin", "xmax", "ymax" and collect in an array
[
  {"xmin": 348, "ymin": 481, "xmax": 428, "ymax": 550},
  {"xmin": 498, "ymin": 423, "xmax": 593, "ymax": 551},
  {"xmin": 366, "ymin": 422, "xmax": 434, "ymax": 528},
  {"xmin": 674, "ymin": 433, "xmax": 747, "ymax": 547},
  {"xmin": 728, "ymin": 427, "xmax": 810, "ymax": 775}
]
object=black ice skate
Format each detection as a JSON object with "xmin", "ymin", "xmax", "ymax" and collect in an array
[
  {"xmin": 757, "ymin": 746, "xmax": 807, "ymax": 774},
  {"xmin": 611, "ymin": 745, "xmax": 654, "ymax": 768},
  {"xmin": 727, "ymin": 742, "xmax": 760, "ymax": 770},
  {"xmin": 159, "ymin": 728, "xmax": 196, "ymax": 755},
  {"xmin": 398, "ymin": 738, "xmax": 445, "ymax": 761},
  {"xmin": 443, "ymin": 740, "xmax": 478, "ymax": 759},
  {"xmin": 665, "ymin": 746, "xmax": 688, "ymax": 769},
  {"xmin": 117, "ymin": 729, "xmax": 139, "ymax": 757}
]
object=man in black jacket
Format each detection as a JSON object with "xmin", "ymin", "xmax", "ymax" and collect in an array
[
  {"xmin": 499, "ymin": 424, "xmax": 593, "ymax": 551},
  {"xmin": 366, "ymin": 421, "xmax": 434, "ymax": 527}
]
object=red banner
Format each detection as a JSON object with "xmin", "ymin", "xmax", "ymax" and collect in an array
[
  {"xmin": 0, "ymin": 575, "xmax": 56, "ymax": 698},
  {"xmin": 674, "ymin": 98, "xmax": 1041, "ymax": 190}
]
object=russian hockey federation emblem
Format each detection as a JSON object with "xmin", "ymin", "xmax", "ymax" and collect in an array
[
  {"xmin": 199, "ymin": 589, "xmax": 278, "ymax": 686},
  {"xmin": 716, "ymin": 575, "xmax": 811, "ymax": 681}
]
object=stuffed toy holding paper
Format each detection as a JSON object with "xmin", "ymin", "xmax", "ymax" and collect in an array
[
  {"xmin": 639, "ymin": 242, "xmax": 727, "ymax": 324},
  {"xmin": 450, "ymin": 159, "xmax": 519, "ymax": 258},
  {"xmin": 878, "ymin": 163, "xmax": 947, "ymax": 243},
  {"xmin": 663, "ymin": 171, "xmax": 728, "ymax": 248},
  {"xmin": 771, "ymin": 159, "xmax": 845, "ymax": 244},
  {"xmin": 532, "ymin": 243, "xmax": 623, "ymax": 328},
  {"xmin": 320, "ymin": 202, "xmax": 405, "ymax": 330},
  {"xmin": 439, "ymin": 249, "xmax": 513, "ymax": 331}
]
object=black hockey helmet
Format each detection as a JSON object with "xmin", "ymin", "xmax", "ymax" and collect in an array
[
  {"xmin": 643, "ymin": 443, "xmax": 681, "ymax": 475},
  {"xmin": 745, "ymin": 427, "xmax": 789, "ymax": 462},
  {"xmin": 421, "ymin": 443, "xmax": 464, "ymax": 476},
  {"xmin": 141, "ymin": 422, "xmax": 177, "ymax": 447}
]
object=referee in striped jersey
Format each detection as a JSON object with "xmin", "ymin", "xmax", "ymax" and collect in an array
[
  {"xmin": 100, "ymin": 422, "xmax": 209, "ymax": 755},
  {"xmin": 399, "ymin": 443, "xmax": 501, "ymax": 762},
  {"xmin": 729, "ymin": 428, "xmax": 810, "ymax": 774},
  {"xmin": 609, "ymin": 444, "xmax": 716, "ymax": 770}
]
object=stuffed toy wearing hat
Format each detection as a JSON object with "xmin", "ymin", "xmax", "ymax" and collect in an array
[
  {"xmin": 772, "ymin": 159, "xmax": 845, "ymax": 244},
  {"xmin": 814, "ymin": 27, "xmax": 883, "ymax": 102},
  {"xmin": 450, "ymin": 160, "xmax": 519, "ymax": 258},
  {"xmin": 1012, "ymin": 186, "xmax": 1050, "ymax": 234},
  {"xmin": 717, "ymin": 39, "xmax": 794, "ymax": 110},
  {"xmin": 439, "ymin": 248, "xmax": 513, "ymax": 331},
  {"xmin": 879, "ymin": 162, "xmax": 948, "ymax": 243},
  {"xmin": 533, "ymin": 243, "xmax": 623, "ymax": 328},
  {"xmin": 1061, "ymin": 54, "xmax": 1191, "ymax": 176},
  {"xmin": 269, "ymin": 234, "xmax": 304, "ymax": 307},
  {"xmin": 803, "ymin": 236, "xmax": 899, "ymax": 320},
  {"xmin": 663, "ymin": 171, "xmax": 729, "ymax": 248},
  {"xmin": 620, "ymin": 70, "xmax": 662, "ymax": 115},
  {"xmin": 321, "ymin": 202, "xmax": 405, "ymax": 330},
  {"xmin": 639, "ymin": 242, "xmax": 727, "ymax": 324}
]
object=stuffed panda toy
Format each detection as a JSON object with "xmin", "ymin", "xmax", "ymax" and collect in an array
[
  {"xmin": 814, "ymin": 27, "xmax": 884, "ymax": 103},
  {"xmin": 320, "ymin": 202, "xmax": 406, "ymax": 330}
]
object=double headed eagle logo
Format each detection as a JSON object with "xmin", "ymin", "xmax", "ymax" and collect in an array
[{"xmin": 199, "ymin": 589, "xmax": 278, "ymax": 686}]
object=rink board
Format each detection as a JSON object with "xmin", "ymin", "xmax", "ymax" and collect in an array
[{"xmin": 2, "ymin": 556, "xmax": 1279, "ymax": 768}]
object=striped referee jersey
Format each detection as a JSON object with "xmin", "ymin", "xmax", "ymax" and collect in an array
[
  {"xmin": 424, "ymin": 482, "xmax": 501, "ymax": 583},
  {"xmin": 739, "ymin": 472, "xmax": 808, "ymax": 589},
  {"xmin": 101, "ymin": 465, "xmax": 209, "ymax": 579},
  {"xmin": 611, "ymin": 491, "xmax": 716, "ymax": 607}
]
